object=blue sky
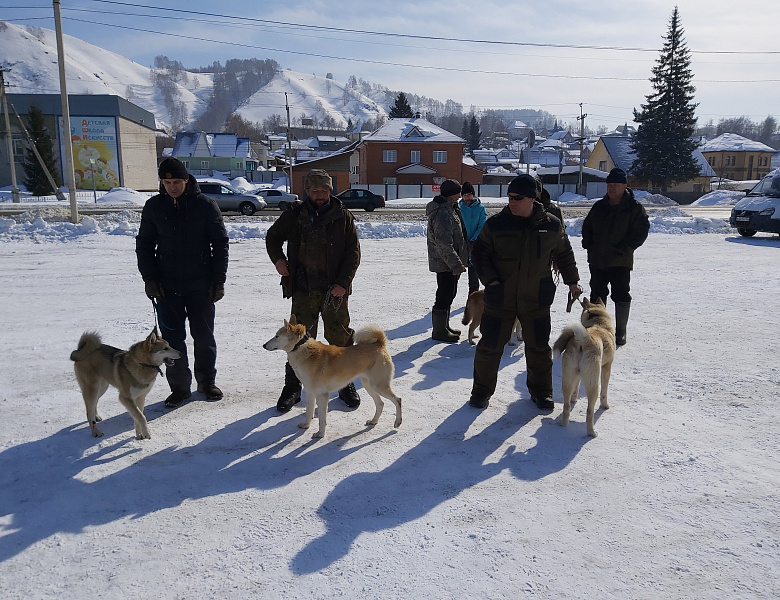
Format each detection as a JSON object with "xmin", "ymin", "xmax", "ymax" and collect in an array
[{"xmin": 4, "ymin": 0, "xmax": 779, "ymax": 131}]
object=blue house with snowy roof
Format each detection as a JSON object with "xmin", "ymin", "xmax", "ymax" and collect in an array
[{"xmin": 171, "ymin": 131, "xmax": 257, "ymax": 178}]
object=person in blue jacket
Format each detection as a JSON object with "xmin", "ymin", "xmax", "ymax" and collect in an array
[{"xmin": 458, "ymin": 181, "xmax": 487, "ymax": 294}]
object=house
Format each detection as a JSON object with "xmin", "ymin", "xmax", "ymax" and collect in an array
[
  {"xmin": 506, "ymin": 120, "xmax": 531, "ymax": 141},
  {"xmin": 700, "ymin": 133, "xmax": 775, "ymax": 181},
  {"xmin": 288, "ymin": 142, "xmax": 359, "ymax": 197},
  {"xmin": 586, "ymin": 134, "xmax": 714, "ymax": 203},
  {"xmin": 472, "ymin": 147, "xmax": 521, "ymax": 168},
  {"xmin": 357, "ymin": 117, "xmax": 481, "ymax": 186},
  {"xmin": 1, "ymin": 93, "xmax": 157, "ymax": 191},
  {"xmin": 171, "ymin": 132, "xmax": 258, "ymax": 179}
]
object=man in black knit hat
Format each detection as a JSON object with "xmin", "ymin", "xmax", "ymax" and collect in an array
[{"xmin": 136, "ymin": 157, "xmax": 229, "ymax": 408}]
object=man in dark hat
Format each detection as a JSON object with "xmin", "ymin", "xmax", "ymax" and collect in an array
[
  {"xmin": 581, "ymin": 167, "xmax": 650, "ymax": 346},
  {"xmin": 426, "ymin": 178, "xmax": 469, "ymax": 342},
  {"xmin": 136, "ymin": 157, "xmax": 229, "ymax": 407},
  {"xmin": 469, "ymin": 174, "xmax": 582, "ymax": 410}
]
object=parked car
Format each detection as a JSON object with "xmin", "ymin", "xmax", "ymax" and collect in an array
[
  {"xmin": 335, "ymin": 189, "xmax": 386, "ymax": 212},
  {"xmin": 254, "ymin": 188, "xmax": 299, "ymax": 210},
  {"xmin": 729, "ymin": 172, "xmax": 780, "ymax": 237},
  {"xmin": 198, "ymin": 182, "xmax": 266, "ymax": 216}
]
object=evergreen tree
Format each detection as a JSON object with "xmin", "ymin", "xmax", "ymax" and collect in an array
[
  {"xmin": 22, "ymin": 105, "xmax": 61, "ymax": 196},
  {"xmin": 468, "ymin": 114, "xmax": 482, "ymax": 154},
  {"xmin": 388, "ymin": 92, "xmax": 414, "ymax": 118},
  {"xmin": 630, "ymin": 7, "xmax": 699, "ymax": 190},
  {"xmin": 461, "ymin": 118, "xmax": 470, "ymax": 151}
]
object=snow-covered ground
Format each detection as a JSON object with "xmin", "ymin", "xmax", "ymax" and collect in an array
[{"xmin": 0, "ymin": 206, "xmax": 778, "ymax": 599}]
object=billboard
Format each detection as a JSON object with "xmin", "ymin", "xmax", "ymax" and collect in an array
[{"xmin": 58, "ymin": 116, "xmax": 121, "ymax": 190}]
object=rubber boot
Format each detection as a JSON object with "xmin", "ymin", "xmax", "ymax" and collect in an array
[
  {"xmin": 432, "ymin": 308, "xmax": 459, "ymax": 343},
  {"xmin": 277, "ymin": 362, "xmax": 302, "ymax": 412},
  {"xmin": 615, "ymin": 301, "xmax": 631, "ymax": 347},
  {"xmin": 445, "ymin": 306, "xmax": 461, "ymax": 336}
]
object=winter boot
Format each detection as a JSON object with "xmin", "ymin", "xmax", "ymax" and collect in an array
[
  {"xmin": 445, "ymin": 306, "xmax": 461, "ymax": 336},
  {"xmin": 338, "ymin": 382, "xmax": 361, "ymax": 408},
  {"xmin": 432, "ymin": 308, "xmax": 459, "ymax": 343},
  {"xmin": 277, "ymin": 362, "xmax": 302, "ymax": 412},
  {"xmin": 615, "ymin": 301, "xmax": 631, "ymax": 347},
  {"xmin": 197, "ymin": 382, "xmax": 223, "ymax": 401}
]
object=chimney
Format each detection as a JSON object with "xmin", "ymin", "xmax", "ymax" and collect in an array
[{"xmin": 414, "ymin": 112, "xmax": 421, "ymax": 119}]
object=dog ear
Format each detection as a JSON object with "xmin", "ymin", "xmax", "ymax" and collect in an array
[
  {"xmin": 148, "ymin": 328, "xmax": 158, "ymax": 344},
  {"xmin": 289, "ymin": 314, "xmax": 298, "ymax": 325}
]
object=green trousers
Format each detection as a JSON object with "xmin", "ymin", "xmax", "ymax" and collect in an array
[{"xmin": 290, "ymin": 290, "xmax": 354, "ymax": 346}]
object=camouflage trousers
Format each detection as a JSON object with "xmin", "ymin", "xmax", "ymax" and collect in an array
[
  {"xmin": 290, "ymin": 290, "xmax": 354, "ymax": 347},
  {"xmin": 471, "ymin": 305, "xmax": 552, "ymax": 399}
]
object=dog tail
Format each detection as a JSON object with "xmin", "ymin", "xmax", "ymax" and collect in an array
[
  {"xmin": 461, "ymin": 303, "xmax": 472, "ymax": 325},
  {"xmin": 354, "ymin": 324, "xmax": 387, "ymax": 347},
  {"xmin": 70, "ymin": 331, "xmax": 101, "ymax": 362},
  {"xmin": 552, "ymin": 323, "xmax": 589, "ymax": 359}
]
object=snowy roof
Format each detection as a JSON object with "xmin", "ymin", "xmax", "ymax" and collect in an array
[
  {"xmin": 172, "ymin": 132, "xmax": 252, "ymax": 158},
  {"xmin": 363, "ymin": 117, "xmax": 464, "ymax": 143},
  {"xmin": 701, "ymin": 133, "xmax": 775, "ymax": 153},
  {"xmin": 599, "ymin": 135, "xmax": 715, "ymax": 178}
]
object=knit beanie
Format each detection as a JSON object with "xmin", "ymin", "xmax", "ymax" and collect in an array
[
  {"xmin": 507, "ymin": 174, "xmax": 538, "ymax": 199},
  {"xmin": 440, "ymin": 179, "xmax": 462, "ymax": 198},
  {"xmin": 158, "ymin": 157, "xmax": 189, "ymax": 180},
  {"xmin": 461, "ymin": 181, "xmax": 475, "ymax": 196},
  {"xmin": 606, "ymin": 168, "xmax": 628, "ymax": 184},
  {"xmin": 304, "ymin": 169, "xmax": 333, "ymax": 191}
]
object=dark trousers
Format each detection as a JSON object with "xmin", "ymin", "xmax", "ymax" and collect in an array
[
  {"xmin": 589, "ymin": 266, "xmax": 632, "ymax": 304},
  {"xmin": 291, "ymin": 290, "xmax": 354, "ymax": 346},
  {"xmin": 434, "ymin": 271, "xmax": 460, "ymax": 310},
  {"xmin": 155, "ymin": 288, "xmax": 216, "ymax": 393},
  {"xmin": 467, "ymin": 264, "xmax": 480, "ymax": 294},
  {"xmin": 472, "ymin": 305, "xmax": 552, "ymax": 399}
]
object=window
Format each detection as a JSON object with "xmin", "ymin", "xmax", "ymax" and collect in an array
[
  {"xmin": 12, "ymin": 136, "xmax": 24, "ymax": 163},
  {"xmin": 182, "ymin": 160, "xmax": 190, "ymax": 169},
  {"xmin": 235, "ymin": 161, "xmax": 243, "ymax": 170},
  {"xmin": 383, "ymin": 177, "xmax": 397, "ymax": 184},
  {"xmin": 383, "ymin": 150, "xmax": 397, "ymax": 163},
  {"xmin": 433, "ymin": 151, "xmax": 447, "ymax": 163},
  {"xmin": 598, "ymin": 160, "xmax": 607, "ymax": 171},
  {"xmin": 201, "ymin": 160, "xmax": 210, "ymax": 169},
  {"xmin": 410, "ymin": 150, "xmax": 420, "ymax": 163}
]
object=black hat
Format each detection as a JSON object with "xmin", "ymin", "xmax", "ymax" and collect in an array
[
  {"xmin": 158, "ymin": 157, "xmax": 189, "ymax": 180},
  {"xmin": 507, "ymin": 174, "xmax": 537, "ymax": 199},
  {"xmin": 606, "ymin": 168, "xmax": 628, "ymax": 184},
  {"xmin": 440, "ymin": 179, "xmax": 462, "ymax": 197},
  {"xmin": 461, "ymin": 181, "xmax": 475, "ymax": 196}
]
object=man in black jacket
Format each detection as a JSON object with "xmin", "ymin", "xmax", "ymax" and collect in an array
[
  {"xmin": 265, "ymin": 169, "xmax": 362, "ymax": 412},
  {"xmin": 136, "ymin": 158, "xmax": 229, "ymax": 408},
  {"xmin": 581, "ymin": 168, "xmax": 650, "ymax": 346}
]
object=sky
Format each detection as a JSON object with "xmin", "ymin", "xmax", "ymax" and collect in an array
[
  {"xmin": 0, "ymin": 201, "xmax": 778, "ymax": 598},
  {"xmin": 4, "ymin": 0, "xmax": 780, "ymax": 132}
]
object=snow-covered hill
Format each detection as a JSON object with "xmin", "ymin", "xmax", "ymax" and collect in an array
[
  {"xmin": 0, "ymin": 20, "xmax": 212, "ymax": 131},
  {"xmin": 235, "ymin": 70, "xmax": 389, "ymax": 130}
]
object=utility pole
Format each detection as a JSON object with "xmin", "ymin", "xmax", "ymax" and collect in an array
[
  {"xmin": 285, "ymin": 92, "xmax": 293, "ymax": 195},
  {"xmin": 577, "ymin": 103, "xmax": 587, "ymax": 197},
  {"xmin": 53, "ymin": 0, "xmax": 79, "ymax": 223},
  {"xmin": 0, "ymin": 68, "xmax": 21, "ymax": 203}
]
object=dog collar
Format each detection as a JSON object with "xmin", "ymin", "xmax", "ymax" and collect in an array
[
  {"xmin": 140, "ymin": 363, "xmax": 164, "ymax": 377},
  {"xmin": 292, "ymin": 333, "xmax": 310, "ymax": 351}
]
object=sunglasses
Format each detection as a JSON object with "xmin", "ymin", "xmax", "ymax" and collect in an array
[{"xmin": 507, "ymin": 194, "xmax": 528, "ymax": 201}]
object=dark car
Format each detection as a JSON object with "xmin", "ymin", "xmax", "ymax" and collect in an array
[
  {"xmin": 198, "ymin": 182, "xmax": 266, "ymax": 216},
  {"xmin": 729, "ymin": 171, "xmax": 780, "ymax": 237},
  {"xmin": 336, "ymin": 188, "xmax": 385, "ymax": 212}
]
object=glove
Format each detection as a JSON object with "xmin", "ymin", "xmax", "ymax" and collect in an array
[
  {"xmin": 144, "ymin": 280, "xmax": 164, "ymax": 299},
  {"xmin": 210, "ymin": 283, "xmax": 225, "ymax": 303}
]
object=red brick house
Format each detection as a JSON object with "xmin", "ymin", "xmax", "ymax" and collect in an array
[{"xmin": 358, "ymin": 117, "xmax": 482, "ymax": 186}]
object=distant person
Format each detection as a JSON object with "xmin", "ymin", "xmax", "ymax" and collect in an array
[
  {"xmin": 581, "ymin": 167, "xmax": 650, "ymax": 346},
  {"xmin": 136, "ymin": 157, "xmax": 229, "ymax": 408},
  {"xmin": 426, "ymin": 179, "xmax": 469, "ymax": 343},
  {"xmin": 265, "ymin": 169, "xmax": 362, "ymax": 412},
  {"xmin": 458, "ymin": 181, "xmax": 487, "ymax": 294},
  {"xmin": 469, "ymin": 174, "xmax": 582, "ymax": 410}
]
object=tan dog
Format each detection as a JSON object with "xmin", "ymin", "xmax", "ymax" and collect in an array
[
  {"xmin": 263, "ymin": 316, "xmax": 402, "ymax": 439},
  {"xmin": 461, "ymin": 289, "xmax": 523, "ymax": 346},
  {"xmin": 552, "ymin": 298, "xmax": 616, "ymax": 437},
  {"xmin": 70, "ymin": 328, "xmax": 180, "ymax": 439}
]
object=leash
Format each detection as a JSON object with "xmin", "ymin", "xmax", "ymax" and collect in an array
[
  {"xmin": 566, "ymin": 289, "xmax": 584, "ymax": 313},
  {"xmin": 139, "ymin": 362, "xmax": 164, "ymax": 377},
  {"xmin": 322, "ymin": 286, "xmax": 344, "ymax": 312}
]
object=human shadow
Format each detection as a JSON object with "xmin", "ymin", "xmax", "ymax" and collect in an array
[
  {"xmin": 291, "ymin": 397, "xmax": 587, "ymax": 574},
  {"xmin": 0, "ymin": 406, "xmax": 391, "ymax": 562}
]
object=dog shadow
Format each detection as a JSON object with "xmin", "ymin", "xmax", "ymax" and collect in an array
[
  {"xmin": 0, "ymin": 405, "xmax": 395, "ymax": 563},
  {"xmin": 291, "ymin": 400, "xmax": 588, "ymax": 574}
]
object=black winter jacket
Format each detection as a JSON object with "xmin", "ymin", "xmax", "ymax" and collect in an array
[
  {"xmin": 265, "ymin": 196, "xmax": 360, "ymax": 299},
  {"xmin": 136, "ymin": 176, "xmax": 229, "ymax": 293},
  {"xmin": 581, "ymin": 188, "xmax": 649, "ymax": 270}
]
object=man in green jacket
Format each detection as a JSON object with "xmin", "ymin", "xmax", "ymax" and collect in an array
[
  {"xmin": 581, "ymin": 168, "xmax": 650, "ymax": 346},
  {"xmin": 469, "ymin": 174, "xmax": 582, "ymax": 411},
  {"xmin": 265, "ymin": 169, "xmax": 361, "ymax": 412}
]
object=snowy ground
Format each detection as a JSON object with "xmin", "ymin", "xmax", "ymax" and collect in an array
[{"xmin": 0, "ymin": 209, "xmax": 778, "ymax": 599}]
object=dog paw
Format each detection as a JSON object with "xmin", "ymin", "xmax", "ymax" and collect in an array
[
  {"xmin": 393, "ymin": 418, "xmax": 402, "ymax": 428},
  {"xmin": 298, "ymin": 422, "xmax": 311, "ymax": 430},
  {"xmin": 313, "ymin": 431, "xmax": 325, "ymax": 439},
  {"xmin": 365, "ymin": 419, "xmax": 378, "ymax": 427},
  {"xmin": 95, "ymin": 415, "xmax": 103, "ymax": 422},
  {"xmin": 91, "ymin": 429, "xmax": 104, "ymax": 437},
  {"xmin": 588, "ymin": 430, "xmax": 598, "ymax": 438}
]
